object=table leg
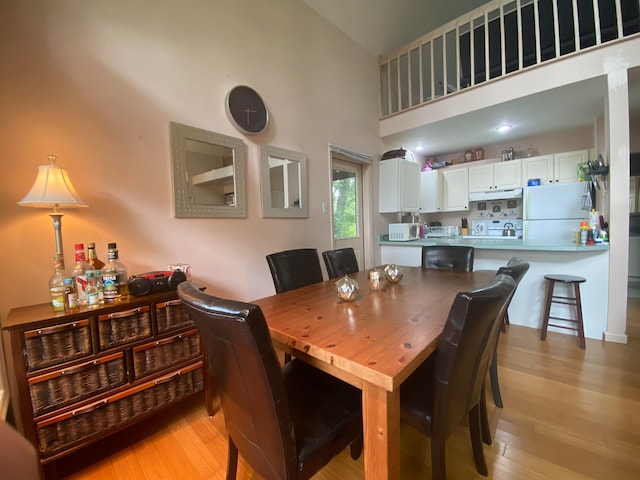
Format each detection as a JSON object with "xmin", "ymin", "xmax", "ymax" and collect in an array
[{"xmin": 362, "ymin": 382, "xmax": 400, "ymax": 480}]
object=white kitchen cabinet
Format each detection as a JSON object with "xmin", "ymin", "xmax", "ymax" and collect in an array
[
  {"xmin": 522, "ymin": 150, "xmax": 588, "ymax": 185},
  {"xmin": 554, "ymin": 150, "xmax": 589, "ymax": 183},
  {"xmin": 521, "ymin": 155, "xmax": 554, "ymax": 184},
  {"xmin": 419, "ymin": 170, "xmax": 440, "ymax": 213},
  {"xmin": 379, "ymin": 158, "xmax": 421, "ymax": 213},
  {"xmin": 468, "ymin": 160, "xmax": 521, "ymax": 192},
  {"xmin": 441, "ymin": 167, "xmax": 469, "ymax": 211}
]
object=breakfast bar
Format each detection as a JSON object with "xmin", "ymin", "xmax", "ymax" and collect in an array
[{"xmin": 380, "ymin": 237, "xmax": 610, "ymax": 341}]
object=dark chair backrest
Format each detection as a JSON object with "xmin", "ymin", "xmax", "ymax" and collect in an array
[
  {"xmin": 322, "ymin": 248, "xmax": 359, "ymax": 279},
  {"xmin": 266, "ymin": 248, "xmax": 324, "ymax": 293},
  {"xmin": 421, "ymin": 245, "xmax": 474, "ymax": 272},
  {"xmin": 177, "ymin": 282, "xmax": 297, "ymax": 479},
  {"xmin": 0, "ymin": 421, "xmax": 39, "ymax": 480},
  {"xmin": 434, "ymin": 274, "xmax": 515, "ymax": 438},
  {"xmin": 498, "ymin": 256, "xmax": 530, "ymax": 286}
]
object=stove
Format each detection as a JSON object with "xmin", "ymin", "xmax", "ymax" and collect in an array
[{"xmin": 466, "ymin": 219, "xmax": 523, "ymax": 239}]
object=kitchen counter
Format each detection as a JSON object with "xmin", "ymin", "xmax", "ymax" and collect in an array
[
  {"xmin": 379, "ymin": 236, "xmax": 610, "ymax": 341},
  {"xmin": 379, "ymin": 236, "xmax": 610, "ymax": 252}
]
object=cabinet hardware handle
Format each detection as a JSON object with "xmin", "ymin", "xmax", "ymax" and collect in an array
[
  {"xmin": 154, "ymin": 334, "xmax": 184, "ymax": 347},
  {"xmin": 26, "ymin": 320, "xmax": 89, "ymax": 338},
  {"xmin": 60, "ymin": 360, "xmax": 100, "ymax": 376},
  {"xmin": 72, "ymin": 398, "xmax": 109, "ymax": 416},
  {"xmin": 101, "ymin": 306, "xmax": 148, "ymax": 319},
  {"xmin": 154, "ymin": 370, "xmax": 183, "ymax": 385},
  {"xmin": 159, "ymin": 299, "xmax": 183, "ymax": 308}
]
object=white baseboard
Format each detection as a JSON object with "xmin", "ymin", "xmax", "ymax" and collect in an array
[{"xmin": 604, "ymin": 331, "xmax": 628, "ymax": 344}]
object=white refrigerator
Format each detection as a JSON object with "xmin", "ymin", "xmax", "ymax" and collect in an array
[{"xmin": 523, "ymin": 182, "xmax": 590, "ymax": 241}]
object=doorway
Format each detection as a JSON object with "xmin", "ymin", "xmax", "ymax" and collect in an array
[
  {"xmin": 331, "ymin": 159, "xmax": 364, "ymax": 268},
  {"xmin": 329, "ymin": 146, "xmax": 372, "ymax": 271}
]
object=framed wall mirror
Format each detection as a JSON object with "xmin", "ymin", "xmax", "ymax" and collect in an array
[
  {"xmin": 259, "ymin": 144, "xmax": 308, "ymax": 218},
  {"xmin": 170, "ymin": 122, "xmax": 246, "ymax": 218}
]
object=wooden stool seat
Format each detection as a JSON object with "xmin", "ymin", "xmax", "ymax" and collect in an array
[{"xmin": 540, "ymin": 274, "xmax": 586, "ymax": 349}]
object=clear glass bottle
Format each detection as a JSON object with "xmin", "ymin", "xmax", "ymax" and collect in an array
[
  {"xmin": 102, "ymin": 243, "xmax": 128, "ymax": 301},
  {"xmin": 85, "ymin": 271, "xmax": 100, "ymax": 308},
  {"xmin": 63, "ymin": 277, "xmax": 78, "ymax": 312},
  {"xmin": 49, "ymin": 253, "xmax": 66, "ymax": 312},
  {"xmin": 110, "ymin": 243, "xmax": 129, "ymax": 297},
  {"xmin": 87, "ymin": 242, "xmax": 105, "ymax": 270},
  {"xmin": 95, "ymin": 269, "xmax": 105, "ymax": 304},
  {"xmin": 71, "ymin": 243, "xmax": 95, "ymax": 305}
]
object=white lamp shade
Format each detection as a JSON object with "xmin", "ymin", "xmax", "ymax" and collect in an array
[{"xmin": 18, "ymin": 161, "xmax": 88, "ymax": 208}]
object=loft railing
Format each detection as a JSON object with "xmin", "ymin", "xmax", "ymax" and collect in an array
[{"xmin": 379, "ymin": 0, "xmax": 640, "ymax": 117}]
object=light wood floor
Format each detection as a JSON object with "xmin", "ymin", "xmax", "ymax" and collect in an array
[{"xmin": 54, "ymin": 304, "xmax": 640, "ymax": 480}]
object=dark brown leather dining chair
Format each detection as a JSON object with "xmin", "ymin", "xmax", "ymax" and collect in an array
[
  {"xmin": 266, "ymin": 248, "xmax": 324, "ymax": 363},
  {"xmin": 266, "ymin": 248, "xmax": 324, "ymax": 293},
  {"xmin": 400, "ymin": 274, "xmax": 516, "ymax": 480},
  {"xmin": 0, "ymin": 421, "xmax": 39, "ymax": 480},
  {"xmin": 177, "ymin": 282, "xmax": 363, "ymax": 480},
  {"xmin": 421, "ymin": 245, "xmax": 475, "ymax": 271},
  {"xmin": 486, "ymin": 257, "xmax": 530, "ymax": 410},
  {"xmin": 322, "ymin": 247, "xmax": 359, "ymax": 279}
]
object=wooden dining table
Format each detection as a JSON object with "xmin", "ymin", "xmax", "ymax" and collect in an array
[{"xmin": 252, "ymin": 266, "xmax": 496, "ymax": 480}]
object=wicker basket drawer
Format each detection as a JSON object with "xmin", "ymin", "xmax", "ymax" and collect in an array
[
  {"xmin": 24, "ymin": 320, "xmax": 92, "ymax": 372},
  {"xmin": 132, "ymin": 329, "xmax": 201, "ymax": 380},
  {"xmin": 28, "ymin": 352, "xmax": 127, "ymax": 417},
  {"xmin": 36, "ymin": 361, "xmax": 204, "ymax": 456},
  {"xmin": 98, "ymin": 306, "xmax": 152, "ymax": 350},
  {"xmin": 156, "ymin": 299, "xmax": 193, "ymax": 334}
]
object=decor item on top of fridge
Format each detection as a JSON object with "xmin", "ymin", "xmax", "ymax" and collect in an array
[
  {"xmin": 523, "ymin": 182, "xmax": 590, "ymax": 242},
  {"xmin": 382, "ymin": 148, "xmax": 415, "ymax": 163}
]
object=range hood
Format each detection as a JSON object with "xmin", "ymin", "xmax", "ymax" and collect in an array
[{"xmin": 469, "ymin": 188, "xmax": 523, "ymax": 201}]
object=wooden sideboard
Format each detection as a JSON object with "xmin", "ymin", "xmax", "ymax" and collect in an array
[{"xmin": 2, "ymin": 290, "xmax": 209, "ymax": 478}]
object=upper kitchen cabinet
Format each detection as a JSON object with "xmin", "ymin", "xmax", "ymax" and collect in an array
[
  {"xmin": 379, "ymin": 158, "xmax": 421, "ymax": 213},
  {"xmin": 521, "ymin": 150, "xmax": 589, "ymax": 185},
  {"xmin": 441, "ymin": 167, "xmax": 469, "ymax": 212},
  {"xmin": 419, "ymin": 169, "xmax": 440, "ymax": 213},
  {"xmin": 468, "ymin": 160, "xmax": 522, "ymax": 192}
]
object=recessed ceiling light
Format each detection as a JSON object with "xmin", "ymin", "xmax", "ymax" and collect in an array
[
  {"xmin": 496, "ymin": 124, "xmax": 514, "ymax": 134},
  {"xmin": 415, "ymin": 145, "xmax": 424, "ymax": 151}
]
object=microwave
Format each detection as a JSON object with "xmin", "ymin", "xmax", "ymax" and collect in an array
[{"xmin": 388, "ymin": 223, "xmax": 420, "ymax": 241}]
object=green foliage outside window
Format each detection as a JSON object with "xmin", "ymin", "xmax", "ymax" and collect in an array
[{"xmin": 332, "ymin": 177, "xmax": 357, "ymax": 238}]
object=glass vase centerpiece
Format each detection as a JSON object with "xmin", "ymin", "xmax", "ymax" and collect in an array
[
  {"xmin": 335, "ymin": 275, "xmax": 359, "ymax": 302},
  {"xmin": 384, "ymin": 264, "xmax": 403, "ymax": 283}
]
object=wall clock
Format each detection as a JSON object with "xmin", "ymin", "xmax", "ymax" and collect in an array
[{"xmin": 225, "ymin": 85, "xmax": 269, "ymax": 135}]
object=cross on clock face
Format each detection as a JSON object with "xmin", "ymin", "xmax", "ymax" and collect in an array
[{"xmin": 225, "ymin": 85, "xmax": 269, "ymax": 135}]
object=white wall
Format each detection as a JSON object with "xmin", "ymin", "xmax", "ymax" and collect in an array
[{"xmin": 0, "ymin": 0, "xmax": 383, "ymax": 322}]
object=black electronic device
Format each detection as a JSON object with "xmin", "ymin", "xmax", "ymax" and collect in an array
[{"xmin": 128, "ymin": 270, "xmax": 187, "ymax": 297}]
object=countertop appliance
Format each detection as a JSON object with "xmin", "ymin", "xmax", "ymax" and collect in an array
[
  {"xmin": 463, "ymin": 219, "xmax": 523, "ymax": 239},
  {"xmin": 388, "ymin": 223, "xmax": 420, "ymax": 241},
  {"xmin": 523, "ymin": 182, "xmax": 589, "ymax": 241}
]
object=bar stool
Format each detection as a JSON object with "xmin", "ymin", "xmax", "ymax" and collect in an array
[{"xmin": 540, "ymin": 274, "xmax": 586, "ymax": 349}]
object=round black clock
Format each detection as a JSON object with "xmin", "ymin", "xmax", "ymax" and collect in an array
[{"xmin": 225, "ymin": 85, "xmax": 269, "ymax": 135}]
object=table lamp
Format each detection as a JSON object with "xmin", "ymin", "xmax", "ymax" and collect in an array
[{"xmin": 17, "ymin": 154, "xmax": 88, "ymax": 264}]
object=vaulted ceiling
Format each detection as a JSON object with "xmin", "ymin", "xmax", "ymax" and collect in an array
[
  {"xmin": 302, "ymin": 0, "xmax": 640, "ymax": 156},
  {"xmin": 302, "ymin": 0, "xmax": 490, "ymax": 56}
]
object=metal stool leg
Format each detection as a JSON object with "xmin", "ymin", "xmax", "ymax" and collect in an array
[{"xmin": 540, "ymin": 279, "xmax": 555, "ymax": 341}]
